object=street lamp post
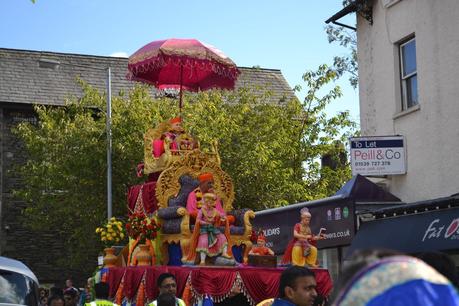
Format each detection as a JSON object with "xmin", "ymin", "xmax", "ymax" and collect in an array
[
  {"xmin": 38, "ymin": 59, "xmax": 113, "ymax": 220},
  {"xmin": 106, "ymin": 67, "xmax": 112, "ymax": 220}
]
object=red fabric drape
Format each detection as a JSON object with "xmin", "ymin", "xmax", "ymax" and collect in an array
[
  {"xmin": 239, "ymin": 267, "xmax": 281, "ymax": 303},
  {"xmin": 123, "ymin": 267, "xmax": 146, "ymax": 299},
  {"xmin": 127, "ymin": 182, "xmax": 158, "ymax": 215},
  {"xmin": 313, "ymin": 269, "xmax": 333, "ymax": 297},
  {"xmin": 142, "ymin": 181, "xmax": 158, "ymax": 213},
  {"xmin": 145, "ymin": 266, "xmax": 169, "ymax": 300},
  {"xmin": 105, "ymin": 265, "xmax": 333, "ymax": 303},
  {"xmin": 107, "ymin": 267, "xmax": 126, "ymax": 298},
  {"xmin": 144, "ymin": 267, "xmax": 158, "ymax": 300},
  {"xmin": 169, "ymin": 266, "xmax": 191, "ymax": 298},
  {"xmin": 190, "ymin": 267, "xmax": 237, "ymax": 298},
  {"xmin": 127, "ymin": 185, "xmax": 141, "ymax": 213}
]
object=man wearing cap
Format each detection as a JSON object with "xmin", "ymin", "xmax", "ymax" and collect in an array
[{"xmin": 186, "ymin": 172, "xmax": 234, "ymax": 224}]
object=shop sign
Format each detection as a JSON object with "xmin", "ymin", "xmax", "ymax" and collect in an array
[
  {"xmin": 253, "ymin": 199, "xmax": 355, "ymax": 254},
  {"xmin": 346, "ymin": 207, "xmax": 459, "ymax": 256},
  {"xmin": 350, "ymin": 136, "xmax": 406, "ymax": 176},
  {"xmin": 423, "ymin": 217, "xmax": 459, "ymax": 242}
]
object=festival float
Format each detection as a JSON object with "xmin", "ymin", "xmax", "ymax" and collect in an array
[{"xmin": 93, "ymin": 38, "xmax": 333, "ymax": 306}]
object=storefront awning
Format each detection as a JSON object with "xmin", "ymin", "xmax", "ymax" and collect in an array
[
  {"xmin": 334, "ymin": 174, "xmax": 401, "ymax": 203},
  {"xmin": 346, "ymin": 207, "xmax": 459, "ymax": 257}
]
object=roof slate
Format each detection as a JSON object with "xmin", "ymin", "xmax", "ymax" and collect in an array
[{"xmin": 0, "ymin": 48, "xmax": 296, "ymax": 106}]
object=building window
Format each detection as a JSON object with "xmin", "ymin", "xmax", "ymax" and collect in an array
[{"xmin": 400, "ymin": 37, "xmax": 418, "ymax": 110}]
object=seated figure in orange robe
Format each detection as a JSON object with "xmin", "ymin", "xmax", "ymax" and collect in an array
[
  {"xmin": 249, "ymin": 232, "xmax": 274, "ymax": 256},
  {"xmin": 186, "ymin": 172, "xmax": 235, "ymax": 224}
]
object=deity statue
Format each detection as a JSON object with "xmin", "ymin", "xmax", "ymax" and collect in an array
[
  {"xmin": 281, "ymin": 208, "xmax": 325, "ymax": 268},
  {"xmin": 186, "ymin": 193, "xmax": 232, "ymax": 265},
  {"xmin": 154, "ymin": 117, "xmax": 197, "ymax": 157},
  {"xmin": 248, "ymin": 232, "xmax": 274, "ymax": 256},
  {"xmin": 186, "ymin": 172, "xmax": 235, "ymax": 224},
  {"xmin": 143, "ymin": 117, "xmax": 198, "ymax": 174},
  {"xmin": 161, "ymin": 117, "xmax": 198, "ymax": 153},
  {"xmin": 162, "ymin": 116, "xmax": 184, "ymax": 152}
]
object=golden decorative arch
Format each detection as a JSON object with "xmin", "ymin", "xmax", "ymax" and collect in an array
[{"xmin": 156, "ymin": 150, "xmax": 234, "ymax": 211}]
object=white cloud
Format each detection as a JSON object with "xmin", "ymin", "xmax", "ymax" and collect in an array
[{"xmin": 109, "ymin": 51, "xmax": 129, "ymax": 58}]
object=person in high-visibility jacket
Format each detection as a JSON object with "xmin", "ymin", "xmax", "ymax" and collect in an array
[
  {"xmin": 85, "ymin": 282, "xmax": 118, "ymax": 306},
  {"xmin": 149, "ymin": 273, "xmax": 185, "ymax": 306}
]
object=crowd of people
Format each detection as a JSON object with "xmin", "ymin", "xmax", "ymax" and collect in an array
[
  {"xmin": 38, "ymin": 278, "xmax": 94, "ymax": 306},
  {"xmin": 38, "ymin": 249, "xmax": 459, "ymax": 306}
]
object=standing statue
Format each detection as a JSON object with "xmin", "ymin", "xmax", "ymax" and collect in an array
[
  {"xmin": 281, "ymin": 208, "xmax": 325, "ymax": 267},
  {"xmin": 185, "ymin": 193, "xmax": 232, "ymax": 265}
]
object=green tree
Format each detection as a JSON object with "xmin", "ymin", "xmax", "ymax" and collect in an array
[
  {"xmin": 325, "ymin": 0, "xmax": 358, "ymax": 88},
  {"xmin": 13, "ymin": 64, "xmax": 355, "ymax": 274}
]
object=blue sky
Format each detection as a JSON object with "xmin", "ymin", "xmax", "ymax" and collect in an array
[{"xmin": 0, "ymin": 0, "xmax": 359, "ymax": 122}]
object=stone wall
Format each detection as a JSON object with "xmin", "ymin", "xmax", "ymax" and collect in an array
[{"xmin": 0, "ymin": 105, "xmax": 88, "ymax": 286}]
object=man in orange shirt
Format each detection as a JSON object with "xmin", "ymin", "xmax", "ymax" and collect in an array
[{"xmin": 249, "ymin": 232, "xmax": 274, "ymax": 256}]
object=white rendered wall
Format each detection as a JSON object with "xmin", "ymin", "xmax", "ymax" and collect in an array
[{"xmin": 357, "ymin": 0, "xmax": 459, "ymax": 202}]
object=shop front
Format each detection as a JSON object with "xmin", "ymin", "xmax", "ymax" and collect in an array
[
  {"xmin": 347, "ymin": 195, "xmax": 459, "ymax": 259},
  {"xmin": 253, "ymin": 174, "xmax": 402, "ymax": 281}
]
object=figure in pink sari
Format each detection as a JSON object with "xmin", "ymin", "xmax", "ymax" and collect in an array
[{"xmin": 195, "ymin": 193, "xmax": 231, "ymax": 265}]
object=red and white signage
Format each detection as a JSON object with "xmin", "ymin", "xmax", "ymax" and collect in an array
[{"xmin": 350, "ymin": 136, "xmax": 406, "ymax": 176}]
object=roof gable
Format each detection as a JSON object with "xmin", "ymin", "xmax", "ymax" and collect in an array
[{"xmin": 0, "ymin": 48, "xmax": 296, "ymax": 106}]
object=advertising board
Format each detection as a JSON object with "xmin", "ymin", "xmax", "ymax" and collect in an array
[
  {"xmin": 350, "ymin": 136, "xmax": 406, "ymax": 176},
  {"xmin": 253, "ymin": 197, "xmax": 355, "ymax": 254}
]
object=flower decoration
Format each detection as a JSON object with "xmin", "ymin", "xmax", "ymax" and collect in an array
[
  {"xmin": 125, "ymin": 213, "xmax": 161, "ymax": 243},
  {"xmin": 96, "ymin": 217, "xmax": 125, "ymax": 247}
]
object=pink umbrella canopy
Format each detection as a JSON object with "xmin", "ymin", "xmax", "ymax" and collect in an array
[{"xmin": 127, "ymin": 38, "xmax": 240, "ymax": 110}]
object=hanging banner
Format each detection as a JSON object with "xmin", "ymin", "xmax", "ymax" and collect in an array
[
  {"xmin": 350, "ymin": 136, "xmax": 406, "ymax": 176},
  {"xmin": 253, "ymin": 197, "xmax": 355, "ymax": 254}
]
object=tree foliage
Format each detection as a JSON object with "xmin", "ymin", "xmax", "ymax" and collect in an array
[
  {"xmin": 325, "ymin": 0, "xmax": 358, "ymax": 88},
  {"xmin": 13, "ymin": 65, "xmax": 356, "ymax": 273}
]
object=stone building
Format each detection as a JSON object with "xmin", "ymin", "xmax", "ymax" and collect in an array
[{"xmin": 0, "ymin": 48, "xmax": 295, "ymax": 284}]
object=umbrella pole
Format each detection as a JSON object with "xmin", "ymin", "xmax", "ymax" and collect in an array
[{"xmin": 179, "ymin": 64, "xmax": 183, "ymax": 114}]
